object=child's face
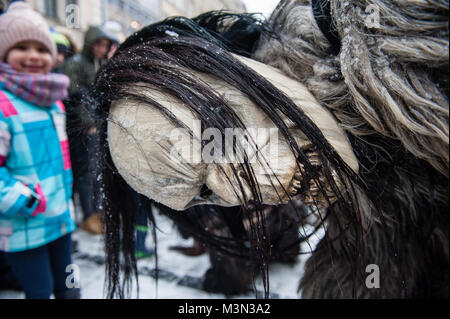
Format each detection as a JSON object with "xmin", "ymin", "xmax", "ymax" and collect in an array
[{"xmin": 6, "ymin": 40, "xmax": 53, "ymax": 75}]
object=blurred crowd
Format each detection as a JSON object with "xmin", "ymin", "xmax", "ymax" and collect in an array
[{"xmin": 0, "ymin": 1, "xmax": 154, "ymax": 299}]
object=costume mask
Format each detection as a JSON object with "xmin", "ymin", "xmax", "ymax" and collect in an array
[{"xmin": 107, "ymin": 54, "xmax": 358, "ymax": 211}]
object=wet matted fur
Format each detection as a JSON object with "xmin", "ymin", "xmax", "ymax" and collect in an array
[
  {"xmin": 254, "ymin": 0, "xmax": 448, "ymax": 298},
  {"xmin": 92, "ymin": 1, "xmax": 448, "ymax": 299}
]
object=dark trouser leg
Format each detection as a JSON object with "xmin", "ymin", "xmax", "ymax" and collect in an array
[
  {"xmin": 75, "ymin": 173, "xmax": 95, "ymax": 221},
  {"xmin": 129, "ymin": 188, "xmax": 153, "ymax": 256},
  {"xmin": 48, "ymin": 234, "xmax": 81, "ymax": 299},
  {"xmin": 72, "ymin": 134, "xmax": 95, "ymax": 221},
  {"xmin": 4, "ymin": 246, "xmax": 53, "ymax": 299}
]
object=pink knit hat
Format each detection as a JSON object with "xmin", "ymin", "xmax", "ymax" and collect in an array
[{"xmin": 0, "ymin": 2, "xmax": 57, "ymax": 62}]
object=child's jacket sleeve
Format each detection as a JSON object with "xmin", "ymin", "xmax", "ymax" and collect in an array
[{"xmin": 0, "ymin": 111, "xmax": 40, "ymax": 218}]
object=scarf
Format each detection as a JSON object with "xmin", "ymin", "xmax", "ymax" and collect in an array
[{"xmin": 0, "ymin": 62, "xmax": 70, "ymax": 107}]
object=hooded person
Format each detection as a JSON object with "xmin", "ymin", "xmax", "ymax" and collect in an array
[
  {"xmin": 61, "ymin": 25, "xmax": 117, "ymax": 235},
  {"xmin": 63, "ymin": 25, "xmax": 117, "ymax": 96}
]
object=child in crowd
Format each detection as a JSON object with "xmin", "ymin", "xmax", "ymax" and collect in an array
[
  {"xmin": 0, "ymin": 2, "xmax": 79, "ymax": 298},
  {"xmin": 51, "ymin": 29, "xmax": 75, "ymax": 74}
]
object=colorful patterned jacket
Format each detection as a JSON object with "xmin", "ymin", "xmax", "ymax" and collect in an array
[{"xmin": 0, "ymin": 86, "xmax": 76, "ymax": 252}]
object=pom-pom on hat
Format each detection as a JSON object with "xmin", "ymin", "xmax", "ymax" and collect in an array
[{"xmin": 0, "ymin": 2, "xmax": 57, "ymax": 62}]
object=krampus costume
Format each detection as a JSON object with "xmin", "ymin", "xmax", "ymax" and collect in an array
[{"xmin": 92, "ymin": 0, "xmax": 448, "ymax": 298}]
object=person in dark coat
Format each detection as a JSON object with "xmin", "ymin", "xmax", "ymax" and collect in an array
[{"xmin": 62, "ymin": 26, "xmax": 118, "ymax": 234}]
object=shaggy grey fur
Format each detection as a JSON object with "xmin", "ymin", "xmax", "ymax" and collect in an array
[{"xmin": 254, "ymin": 0, "xmax": 448, "ymax": 298}]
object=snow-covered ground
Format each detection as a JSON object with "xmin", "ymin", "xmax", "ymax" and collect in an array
[{"xmin": 0, "ymin": 209, "xmax": 324, "ymax": 299}]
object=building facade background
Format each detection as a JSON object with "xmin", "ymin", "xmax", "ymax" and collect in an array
[
  {"xmin": 161, "ymin": 0, "xmax": 245, "ymax": 18},
  {"xmin": 1, "ymin": 0, "xmax": 247, "ymax": 50}
]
